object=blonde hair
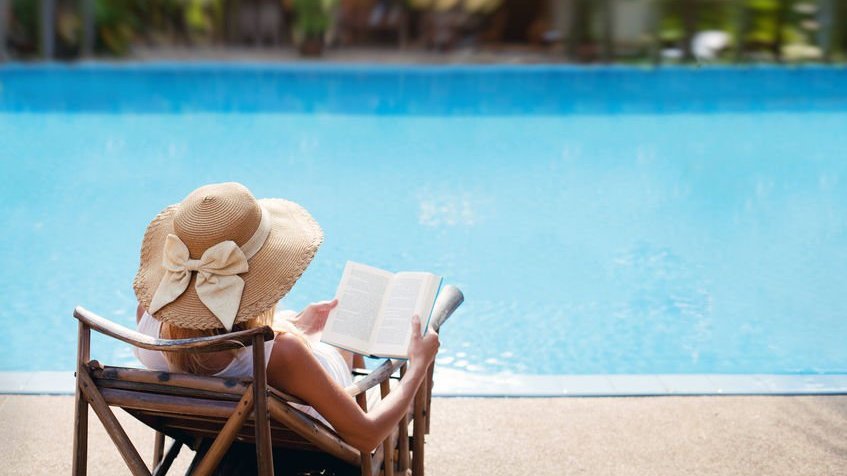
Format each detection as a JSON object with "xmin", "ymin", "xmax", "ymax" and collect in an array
[{"xmin": 161, "ymin": 307, "xmax": 306, "ymax": 375}]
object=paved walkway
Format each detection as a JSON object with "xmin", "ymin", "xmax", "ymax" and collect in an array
[
  {"xmin": 1, "ymin": 395, "xmax": 845, "ymax": 475},
  {"xmin": 128, "ymin": 45, "xmax": 567, "ymax": 64}
]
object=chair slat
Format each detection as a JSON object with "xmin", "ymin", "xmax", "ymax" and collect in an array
[
  {"xmin": 74, "ymin": 306, "xmax": 274, "ymax": 353},
  {"xmin": 93, "ymin": 365, "xmax": 309, "ymax": 405},
  {"xmin": 95, "ymin": 379, "xmax": 244, "ymax": 402},
  {"xmin": 93, "ymin": 365, "xmax": 250, "ymax": 397},
  {"xmin": 126, "ymin": 407, "xmax": 323, "ymax": 437},
  {"xmin": 114, "ymin": 390, "xmax": 344, "ymax": 452},
  {"xmin": 101, "ymin": 387, "xmax": 238, "ymax": 419},
  {"xmin": 153, "ymin": 419, "xmax": 318, "ymax": 450}
]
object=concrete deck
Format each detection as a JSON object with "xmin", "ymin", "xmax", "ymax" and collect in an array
[
  {"xmin": 127, "ymin": 45, "xmax": 568, "ymax": 65},
  {"xmin": 1, "ymin": 395, "xmax": 845, "ymax": 475}
]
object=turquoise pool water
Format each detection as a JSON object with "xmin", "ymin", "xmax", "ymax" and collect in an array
[{"xmin": 1, "ymin": 64, "xmax": 846, "ymax": 377}]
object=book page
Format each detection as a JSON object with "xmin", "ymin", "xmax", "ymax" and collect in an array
[
  {"xmin": 322, "ymin": 262, "xmax": 393, "ymax": 353},
  {"xmin": 372, "ymin": 272, "xmax": 441, "ymax": 358},
  {"xmin": 373, "ymin": 275, "xmax": 426, "ymax": 350}
]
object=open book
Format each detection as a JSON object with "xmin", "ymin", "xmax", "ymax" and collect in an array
[{"xmin": 321, "ymin": 261, "xmax": 442, "ymax": 359}]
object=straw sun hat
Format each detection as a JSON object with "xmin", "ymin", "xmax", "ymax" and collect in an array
[{"xmin": 133, "ymin": 182, "xmax": 323, "ymax": 331}]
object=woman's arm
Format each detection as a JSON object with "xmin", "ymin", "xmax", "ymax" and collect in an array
[{"xmin": 267, "ymin": 315, "xmax": 438, "ymax": 453}]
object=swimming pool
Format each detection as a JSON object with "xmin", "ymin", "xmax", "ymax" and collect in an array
[{"xmin": 1, "ymin": 64, "xmax": 846, "ymax": 395}]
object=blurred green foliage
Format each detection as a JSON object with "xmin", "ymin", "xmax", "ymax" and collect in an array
[
  {"xmin": 656, "ymin": 0, "xmax": 834, "ymax": 59},
  {"xmin": 292, "ymin": 0, "xmax": 338, "ymax": 38},
  {"xmin": 6, "ymin": 0, "xmax": 845, "ymax": 60},
  {"xmin": 9, "ymin": 0, "xmax": 223, "ymax": 56},
  {"xmin": 9, "ymin": 0, "xmax": 42, "ymax": 55},
  {"xmin": 95, "ymin": 0, "xmax": 144, "ymax": 55},
  {"xmin": 407, "ymin": 0, "xmax": 503, "ymax": 14}
]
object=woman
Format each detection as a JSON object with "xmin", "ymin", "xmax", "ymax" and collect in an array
[{"xmin": 132, "ymin": 182, "xmax": 439, "ymax": 453}]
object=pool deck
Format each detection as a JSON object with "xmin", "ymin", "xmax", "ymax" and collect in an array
[
  {"xmin": 2, "ymin": 395, "xmax": 845, "ymax": 475},
  {"xmin": 4, "ymin": 370, "xmax": 847, "ymax": 397},
  {"xmin": 127, "ymin": 45, "xmax": 568, "ymax": 65}
]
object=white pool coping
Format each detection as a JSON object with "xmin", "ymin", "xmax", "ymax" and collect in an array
[{"xmin": 2, "ymin": 370, "xmax": 846, "ymax": 397}]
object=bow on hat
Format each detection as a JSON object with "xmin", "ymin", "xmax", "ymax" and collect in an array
[{"xmin": 148, "ymin": 235, "xmax": 249, "ymax": 331}]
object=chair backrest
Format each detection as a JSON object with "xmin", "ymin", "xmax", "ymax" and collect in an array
[
  {"xmin": 73, "ymin": 306, "xmax": 276, "ymax": 353},
  {"xmin": 72, "ymin": 307, "xmax": 286, "ymax": 475}
]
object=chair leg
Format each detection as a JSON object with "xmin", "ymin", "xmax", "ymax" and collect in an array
[
  {"xmin": 397, "ymin": 365, "xmax": 410, "ymax": 472},
  {"xmin": 153, "ymin": 440, "xmax": 183, "ymax": 476},
  {"xmin": 186, "ymin": 439, "xmax": 211, "ymax": 475},
  {"xmin": 72, "ymin": 322, "xmax": 91, "ymax": 476},
  {"xmin": 411, "ymin": 378, "xmax": 427, "ymax": 476},
  {"xmin": 153, "ymin": 432, "xmax": 165, "ymax": 467},
  {"xmin": 425, "ymin": 364, "xmax": 434, "ymax": 434},
  {"xmin": 356, "ymin": 392, "xmax": 373, "ymax": 476},
  {"xmin": 380, "ymin": 380, "xmax": 395, "ymax": 476},
  {"xmin": 72, "ymin": 388, "xmax": 89, "ymax": 476},
  {"xmin": 397, "ymin": 415, "xmax": 410, "ymax": 473},
  {"xmin": 193, "ymin": 385, "xmax": 256, "ymax": 476},
  {"xmin": 252, "ymin": 335, "xmax": 274, "ymax": 476},
  {"xmin": 77, "ymin": 367, "xmax": 150, "ymax": 475}
]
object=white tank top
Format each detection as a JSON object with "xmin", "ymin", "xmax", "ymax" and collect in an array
[{"xmin": 132, "ymin": 311, "xmax": 353, "ymax": 427}]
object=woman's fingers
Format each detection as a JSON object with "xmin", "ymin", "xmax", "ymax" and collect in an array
[
  {"xmin": 305, "ymin": 299, "xmax": 339, "ymax": 314},
  {"xmin": 318, "ymin": 299, "xmax": 338, "ymax": 316},
  {"xmin": 411, "ymin": 314, "xmax": 421, "ymax": 340}
]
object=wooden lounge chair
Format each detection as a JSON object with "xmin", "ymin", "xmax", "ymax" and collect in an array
[{"xmin": 71, "ymin": 285, "xmax": 464, "ymax": 476}]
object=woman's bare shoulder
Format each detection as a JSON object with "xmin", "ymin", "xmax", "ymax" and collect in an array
[
  {"xmin": 267, "ymin": 332, "xmax": 328, "ymax": 395},
  {"xmin": 269, "ymin": 332, "xmax": 313, "ymax": 367}
]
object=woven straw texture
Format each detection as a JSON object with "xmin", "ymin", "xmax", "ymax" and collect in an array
[{"xmin": 133, "ymin": 183, "xmax": 323, "ymax": 330}]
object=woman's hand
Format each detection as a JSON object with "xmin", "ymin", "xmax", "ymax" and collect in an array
[
  {"xmin": 407, "ymin": 314, "xmax": 440, "ymax": 374},
  {"xmin": 290, "ymin": 299, "xmax": 338, "ymax": 336}
]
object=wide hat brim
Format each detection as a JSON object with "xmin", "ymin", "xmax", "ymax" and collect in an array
[{"xmin": 133, "ymin": 198, "xmax": 323, "ymax": 330}]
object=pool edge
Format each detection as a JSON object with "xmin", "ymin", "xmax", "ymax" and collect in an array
[
  {"xmin": 3, "ymin": 370, "xmax": 846, "ymax": 397},
  {"xmin": 431, "ymin": 369, "xmax": 847, "ymax": 397}
]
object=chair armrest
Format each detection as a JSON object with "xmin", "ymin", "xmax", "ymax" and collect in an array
[
  {"xmin": 345, "ymin": 359, "xmax": 405, "ymax": 397},
  {"xmin": 343, "ymin": 285, "xmax": 464, "ymax": 397},
  {"xmin": 73, "ymin": 306, "xmax": 275, "ymax": 353},
  {"xmin": 351, "ymin": 368, "xmax": 401, "ymax": 380}
]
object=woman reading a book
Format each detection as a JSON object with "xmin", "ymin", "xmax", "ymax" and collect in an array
[{"xmin": 131, "ymin": 182, "xmax": 439, "ymax": 453}]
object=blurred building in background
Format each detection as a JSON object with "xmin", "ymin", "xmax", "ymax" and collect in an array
[{"xmin": 1, "ymin": 0, "xmax": 845, "ymax": 63}]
